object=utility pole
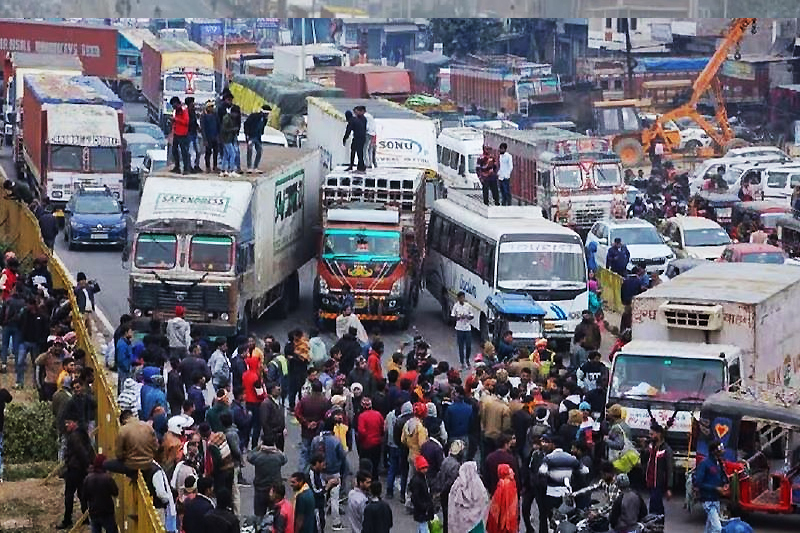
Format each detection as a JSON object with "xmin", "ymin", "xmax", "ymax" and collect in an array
[
  {"xmin": 624, "ymin": 17, "xmax": 634, "ymax": 99},
  {"xmin": 300, "ymin": 18, "xmax": 307, "ymax": 81},
  {"xmin": 222, "ymin": 18, "xmax": 228, "ymax": 88}
]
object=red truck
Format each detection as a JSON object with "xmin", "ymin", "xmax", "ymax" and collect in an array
[{"xmin": 334, "ymin": 65, "xmax": 411, "ymax": 102}]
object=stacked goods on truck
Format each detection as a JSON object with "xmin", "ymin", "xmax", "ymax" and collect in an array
[
  {"xmin": 482, "ymin": 127, "xmax": 627, "ymax": 231},
  {"xmin": 21, "ymin": 74, "xmax": 125, "ymax": 213},
  {"xmin": 405, "ymin": 51, "xmax": 450, "ymax": 94},
  {"xmin": 314, "ymin": 167, "xmax": 427, "ymax": 328},
  {"xmin": 130, "ymin": 147, "xmax": 322, "ymax": 336},
  {"xmin": 306, "ymin": 96, "xmax": 438, "ymax": 175},
  {"xmin": 141, "ymin": 38, "xmax": 216, "ymax": 131},
  {"xmin": 609, "ymin": 262, "xmax": 800, "ymax": 469},
  {"xmin": 450, "ymin": 56, "xmax": 563, "ymax": 117},
  {"xmin": 3, "ymin": 53, "xmax": 83, "ymax": 157},
  {"xmin": 334, "ymin": 65, "xmax": 412, "ymax": 102}
]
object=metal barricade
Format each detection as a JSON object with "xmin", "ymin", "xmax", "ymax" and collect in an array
[{"xmin": 597, "ymin": 266, "xmax": 624, "ymax": 314}]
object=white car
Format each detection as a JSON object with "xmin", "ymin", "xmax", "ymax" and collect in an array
[
  {"xmin": 672, "ymin": 117, "xmax": 713, "ymax": 151},
  {"xmin": 660, "ymin": 216, "xmax": 732, "ymax": 260},
  {"xmin": 689, "ymin": 155, "xmax": 792, "ymax": 195},
  {"xmin": 238, "ymin": 122, "xmax": 289, "ymax": 147},
  {"xmin": 586, "ymin": 218, "xmax": 675, "ymax": 273}
]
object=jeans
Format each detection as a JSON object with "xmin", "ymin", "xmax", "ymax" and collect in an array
[
  {"xmin": 1, "ymin": 324, "xmax": 20, "ymax": 365},
  {"xmin": 188, "ymin": 134, "xmax": 200, "ymax": 168},
  {"xmin": 204, "ymin": 139, "xmax": 219, "ymax": 170},
  {"xmin": 247, "ymin": 402, "xmax": 261, "ymax": 448},
  {"xmin": 649, "ymin": 486, "xmax": 665, "ymax": 515},
  {"xmin": 417, "ymin": 522, "xmax": 430, "ymax": 533},
  {"xmin": 482, "ymin": 178, "xmax": 500, "ymax": 205},
  {"xmin": 456, "ymin": 330, "xmax": 471, "ymax": 367},
  {"xmin": 17, "ymin": 340, "xmax": 37, "ymax": 386},
  {"xmin": 171, "ymin": 135, "xmax": 190, "ymax": 172},
  {"xmin": 386, "ymin": 446, "xmax": 400, "ymax": 496},
  {"xmin": 499, "ymin": 178, "xmax": 512, "ymax": 205},
  {"xmin": 221, "ymin": 143, "xmax": 236, "ymax": 171},
  {"xmin": 361, "ymin": 445, "xmax": 381, "ymax": 480},
  {"xmin": 321, "ymin": 473, "xmax": 342, "ymax": 525},
  {"xmin": 247, "ymin": 137, "xmax": 263, "ymax": 169},
  {"xmin": 703, "ymin": 501, "xmax": 722, "ymax": 533},
  {"xmin": 254, "ymin": 488, "xmax": 270, "ymax": 518},
  {"xmin": 234, "ymin": 142, "xmax": 241, "ymax": 171},
  {"xmin": 349, "ymin": 139, "xmax": 366, "ymax": 170},
  {"xmin": 90, "ymin": 514, "xmax": 119, "ymax": 533},
  {"xmin": 299, "ymin": 437, "xmax": 312, "ymax": 472}
]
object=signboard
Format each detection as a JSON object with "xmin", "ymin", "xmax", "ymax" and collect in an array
[
  {"xmin": 499, "ymin": 242, "xmax": 584, "ymax": 254},
  {"xmin": 273, "ymin": 169, "xmax": 305, "ymax": 253},
  {"xmin": 155, "ymin": 193, "xmax": 231, "ymax": 214},
  {"xmin": 721, "ymin": 60, "xmax": 755, "ymax": 81},
  {"xmin": 256, "ymin": 18, "xmax": 280, "ymax": 29},
  {"xmin": 374, "ymin": 118, "xmax": 437, "ymax": 170}
]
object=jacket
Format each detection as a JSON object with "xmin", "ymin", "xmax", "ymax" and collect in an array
[
  {"xmin": 115, "ymin": 338, "xmax": 133, "ymax": 374},
  {"xmin": 401, "ymin": 417, "xmax": 428, "ymax": 460},
  {"xmin": 220, "ymin": 113, "xmax": 238, "ymax": 144},
  {"xmin": 610, "ymin": 490, "xmax": 646, "ymax": 531},
  {"xmin": 259, "ymin": 396, "xmax": 285, "ymax": 445},
  {"xmin": 344, "ymin": 114, "xmax": 367, "ymax": 142},
  {"xmin": 443, "ymin": 399, "xmax": 473, "ymax": 439},
  {"xmin": 187, "ymin": 105, "xmax": 199, "ymax": 135},
  {"xmin": 367, "ymin": 351, "xmax": 383, "ymax": 381},
  {"xmin": 166, "ymin": 316, "xmax": 191, "ymax": 349},
  {"xmin": 409, "ymin": 471, "xmax": 435, "ymax": 522},
  {"xmin": 201, "ymin": 111, "xmax": 220, "ymax": 141},
  {"xmin": 242, "ymin": 357, "xmax": 265, "ymax": 404},
  {"xmin": 74, "ymin": 282, "xmax": 100, "ymax": 313},
  {"xmin": 310, "ymin": 431, "xmax": 347, "ymax": 475},
  {"xmin": 172, "ymin": 105, "xmax": 190, "ymax": 137},
  {"xmin": 346, "ymin": 487, "xmax": 369, "ymax": 533},
  {"xmin": 182, "ymin": 494, "xmax": 215, "ymax": 533},
  {"xmin": 247, "ymin": 446, "xmax": 287, "ymax": 490},
  {"xmin": 18, "ymin": 307, "xmax": 48, "ymax": 343},
  {"xmin": 606, "ymin": 245, "xmax": 631, "ymax": 276},
  {"xmin": 204, "ymin": 508, "xmax": 240, "ymax": 532},
  {"xmin": 362, "ymin": 498, "xmax": 393, "ymax": 533},
  {"xmin": 60, "ymin": 392, "xmax": 96, "ymax": 431},
  {"xmin": 115, "ymin": 418, "xmax": 158, "ymax": 470},
  {"xmin": 243, "ymin": 111, "xmax": 268, "ymax": 138},
  {"xmin": 573, "ymin": 319, "xmax": 601, "ymax": 351},
  {"xmin": 26, "ymin": 266, "xmax": 53, "ymax": 293},
  {"xmin": 206, "ymin": 401, "xmax": 232, "ymax": 433},
  {"xmin": 179, "ymin": 355, "xmax": 211, "ymax": 391},
  {"xmin": 694, "ymin": 454, "xmax": 728, "ymax": 501},
  {"xmin": 479, "ymin": 395, "xmax": 511, "ymax": 440},
  {"xmin": 187, "ymin": 385, "xmax": 207, "ymax": 423},
  {"xmin": 484, "ymin": 448, "xmax": 520, "ymax": 494},
  {"xmin": 357, "ymin": 409, "xmax": 384, "ymax": 449},
  {"xmin": 64, "ymin": 427, "xmax": 94, "ymax": 472},
  {"xmin": 209, "ymin": 349, "xmax": 231, "ymax": 388},
  {"xmin": 140, "ymin": 383, "xmax": 167, "ymax": 420},
  {"xmin": 34, "ymin": 351, "xmax": 61, "ymax": 384},
  {"xmin": 644, "ymin": 440, "xmax": 674, "ymax": 490},
  {"xmin": 586, "ymin": 241, "xmax": 598, "ymax": 272},
  {"xmin": 295, "ymin": 393, "xmax": 331, "ymax": 440},
  {"xmin": 83, "ymin": 470, "xmax": 118, "ymax": 516},
  {"xmin": 166, "ymin": 369, "xmax": 184, "ymax": 406}
]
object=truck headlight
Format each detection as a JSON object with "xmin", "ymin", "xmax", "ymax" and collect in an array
[
  {"xmin": 220, "ymin": 313, "xmax": 229, "ymax": 321},
  {"xmin": 390, "ymin": 279, "xmax": 405, "ymax": 297},
  {"xmin": 318, "ymin": 277, "xmax": 329, "ymax": 295}
]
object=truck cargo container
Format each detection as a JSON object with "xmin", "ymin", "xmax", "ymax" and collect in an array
[
  {"xmin": 273, "ymin": 44, "xmax": 347, "ymax": 82},
  {"xmin": 314, "ymin": 166, "xmax": 427, "ymax": 329},
  {"xmin": 21, "ymin": 74, "xmax": 125, "ymax": 212},
  {"xmin": 334, "ymin": 65, "xmax": 411, "ymax": 102},
  {"xmin": 130, "ymin": 147, "xmax": 322, "ymax": 336},
  {"xmin": 405, "ymin": 51, "xmax": 450, "ymax": 94},
  {"xmin": 483, "ymin": 127, "xmax": 627, "ymax": 231},
  {"xmin": 141, "ymin": 38, "xmax": 216, "ymax": 131},
  {"xmin": 609, "ymin": 262, "xmax": 800, "ymax": 469},
  {"xmin": 306, "ymin": 96, "xmax": 437, "ymax": 174}
]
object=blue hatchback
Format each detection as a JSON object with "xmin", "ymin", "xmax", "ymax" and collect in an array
[{"xmin": 63, "ymin": 187, "xmax": 129, "ymax": 250}]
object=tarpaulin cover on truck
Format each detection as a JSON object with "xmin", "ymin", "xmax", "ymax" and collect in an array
[
  {"xmin": 363, "ymin": 70, "xmax": 411, "ymax": 96},
  {"xmin": 633, "ymin": 57, "xmax": 710, "ymax": 73},
  {"xmin": 405, "ymin": 51, "xmax": 449, "ymax": 91},
  {"xmin": 148, "ymin": 38, "xmax": 215, "ymax": 71},
  {"xmin": 230, "ymin": 74, "xmax": 345, "ymax": 129},
  {"xmin": 25, "ymin": 74, "xmax": 124, "ymax": 109}
]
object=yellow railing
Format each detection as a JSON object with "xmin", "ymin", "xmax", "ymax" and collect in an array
[
  {"xmin": 596, "ymin": 266, "xmax": 624, "ymax": 314},
  {"xmin": 0, "ymin": 195, "xmax": 165, "ymax": 533}
]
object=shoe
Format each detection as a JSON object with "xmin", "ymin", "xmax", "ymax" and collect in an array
[
  {"xmin": 192, "ymin": 166, "xmax": 202, "ymax": 173},
  {"xmin": 344, "ymin": 166, "xmax": 353, "ymax": 171},
  {"xmin": 219, "ymin": 172, "xmax": 229, "ymax": 177},
  {"xmin": 171, "ymin": 167, "xmax": 181, "ymax": 173},
  {"xmin": 229, "ymin": 171, "xmax": 241, "ymax": 178},
  {"xmin": 13, "ymin": 383, "xmax": 23, "ymax": 390},
  {"xmin": 56, "ymin": 522, "xmax": 73, "ymax": 530}
]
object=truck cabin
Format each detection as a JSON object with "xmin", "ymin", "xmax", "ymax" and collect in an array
[
  {"xmin": 538, "ymin": 138, "xmax": 623, "ymax": 192},
  {"xmin": 162, "ymin": 67, "xmax": 215, "ymax": 113},
  {"xmin": 133, "ymin": 223, "xmax": 235, "ymax": 275}
]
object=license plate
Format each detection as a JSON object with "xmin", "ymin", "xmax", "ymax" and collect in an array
[
  {"xmin": 716, "ymin": 208, "xmax": 732, "ymax": 218},
  {"xmin": 91, "ymin": 233, "xmax": 108, "ymax": 240}
]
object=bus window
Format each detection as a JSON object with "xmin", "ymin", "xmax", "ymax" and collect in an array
[
  {"xmin": 467, "ymin": 235, "xmax": 480, "ymax": 273},
  {"xmin": 440, "ymin": 147, "xmax": 451, "ymax": 164},
  {"xmin": 429, "ymin": 214, "xmax": 442, "ymax": 250},
  {"xmin": 440, "ymin": 219, "xmax": 452, "ymax": 253},
  {"xmin": 449, "ymin": 150, "xmax": 459, "ymax": 170},
  {"xmin": 437, "ymin": 145, "xmax": 443, "ymax": 160},
  {"xmin": 450, "ymin": 226, "xmax": 466, "ymax": 261}
]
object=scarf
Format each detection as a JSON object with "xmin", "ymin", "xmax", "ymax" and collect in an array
[
  {"xmin": 448, "ymin": 461, "xmax": 490, "ymax": 533},
  {"xmin": 486, "ymin": 464, "xmax": 518, "ymax": 533}
]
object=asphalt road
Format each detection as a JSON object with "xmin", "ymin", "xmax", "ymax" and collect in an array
[{"xmin": 3, "ymin": 101, "xmax": 800, "ymax": 532}]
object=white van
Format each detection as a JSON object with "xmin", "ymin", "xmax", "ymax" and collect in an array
[
  {"xmin": 437, "ymin": 127, "xmax": 484, "ymax": 190},
  {"xmin": 762, "ymin": 164, "xmax": 800, "ymax": 205}
]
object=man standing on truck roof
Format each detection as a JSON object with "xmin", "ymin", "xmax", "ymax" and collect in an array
[
  {"xmin": 185, "ymin": 97, "xmax": 202, "ymax": 174},
  {"xmin": 343, "ymin": 108, "xmax": 367, "ymax": 172},
  {"xmin": 244, "ymin": 105, "xmax": 272, "ymax": 174},
  {"xmin": 497, "ymin": 143, "xmax": 513, "ymax": 206},
  {"xmin": 477, "ymin": 146, "xmax": 500, "ymax": 206},
  {"xmin": 170, "ymin": 96, "xmax": 191, "ymax": 175},
  {"xmin": 362, "ymin": 107, "xmax": 377, "ymax": 169}
]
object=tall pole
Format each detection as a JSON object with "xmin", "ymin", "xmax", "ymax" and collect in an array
[
  {"xmin": 624, "ymin": 17, "xmax": 634, "ymax": 99},
  {"xmin": 222, "ymin": 18, "xmax": 228, "ymax": 88},
  {"xmin": 300, "ymin": 18, "xmax": 307, "ymax": 81}
]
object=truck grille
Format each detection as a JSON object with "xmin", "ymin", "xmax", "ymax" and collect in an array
[
  {"xmin": 132, "ymin": 282, "xmax": 230, "ymax": 316},
  {"xmin": 658, "ymin": 302, "xmax": 723, "ymax": 330},
  {"xmin": 574, "ymin": 207, "xmax": 606, "ymax": 227}
]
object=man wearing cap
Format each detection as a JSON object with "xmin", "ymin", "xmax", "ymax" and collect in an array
[
  {"xmin": 170, "ymin": 96, "xmax": 192, "ymax": 174},
  {"xmin": 166, "ymin": 306, "xmax": 192, "ymax": 360},
  {"xmin": 409, "ymin": 456, "xmax": 435, "ymax": 532},
  {"xmin": 694, "ymin": 441, "xmax": 729, "ymax": 533},
  {"xmin": 201, "ymin": 100, "xmax": 221, "ymax": 172},
  {"xmin": 244, "ymin": 105, "xmax": 272, "ymax": 173}
]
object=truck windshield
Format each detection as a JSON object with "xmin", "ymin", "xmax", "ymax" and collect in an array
[
  {"xmin": 553, "ymin": 165, "xmax": 582, "ymax": 189},
  {"xmin": 90, "ymin": 147, "xmax": 120, "ymax": 172},
  {"xmin": 165, "ymin": 75, "xmax": 187, "ymax": 92},
  {"xmin": 135, "ymin": 234, "xmax": 177, "ymax": 269},
  {"xmin": 322, "ymin": 229, "xmax": 401, "ymax": 261},
  {"xmin": 594, "ymin": 164, "xmax": 622, "ymax": 187},
  {"xmin": 496, "ymin": 241, "xmax": 586, "ymax": 290},
  {"xmin": 609, "ymin": 354, "xmax": 725, "ymax": 402},
  {"xmin": 51, "ymin": 145, "xmax": 83, "ymax": 171},
  {"xmin": 189, "ymin": 236, "xmax": 234, "ymax": 272},
  {"xmin": 194, "ymin": 76, "xmax": 215, "ymax": 93}
]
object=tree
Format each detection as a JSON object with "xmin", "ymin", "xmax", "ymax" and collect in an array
[{"xmin": 430, "ymin": 18, "xmax": 504, "ymax": 59}]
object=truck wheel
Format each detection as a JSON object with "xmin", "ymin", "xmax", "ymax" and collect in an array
[
  {"xmin": 119, "ymin": 83, "xmax": 139, "ymax": 103},
  {"xmin": 614, "ymin": 138, "xmax": 644, "ymax": 167}
]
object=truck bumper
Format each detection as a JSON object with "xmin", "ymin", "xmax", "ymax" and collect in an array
[
  {"xmin": 131, "ymin": 315, "xmax": 235, "ymax": 337},
  {"xmin": 316, "ymin": 293, "xmax": 409, "ymax": 322}
]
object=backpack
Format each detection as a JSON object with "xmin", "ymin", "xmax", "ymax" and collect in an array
[{"xmin": 393, "ymin": 414, "xmax": 411, "ymax": 447}]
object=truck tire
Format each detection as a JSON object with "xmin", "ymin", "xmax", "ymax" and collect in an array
[
  {"xmin": 614, "ymin": 138, "xmax": 645, "ymax": 167},
  {"xmin": 118, "ymin": 83, "xmax": 139, "ymax": 103}
]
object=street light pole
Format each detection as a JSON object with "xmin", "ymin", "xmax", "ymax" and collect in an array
[{"xmin": 300, "ymin": 18, "xmax": 307, "ymax": 81}]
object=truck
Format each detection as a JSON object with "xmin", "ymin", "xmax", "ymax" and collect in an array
[
  {"xmin": 111, "ymin": 28, "xmax": 157, "ymax": 102},
  {"xmin": 482, "ymin": 127, "xmax": 627, "ymax": 232},
  {"xmin": 608, "ymin": 262, "xmax": 800, "ymax": 469},
  {"xmin": 3, "ymin": 53, "xmax": 83, "ymax": 158},
  {"xmin": 130, "ymin": 147, "xmax": 322, "ymax": 336},
  {"xmin": 314, "ymin": 166, "xmax": 427, "ymax": 329},
  {"xmin": 306, "ymin": 96, "xmax": 438, "ymax": 176},
  {"xmin": 141, "ymin": 37, "xmax": 216, "ymax": 131},
  {"xmin": 334, "ymin": 65, "xmax": 412, "ymax": 102},
  {"xmin": 21, "ymin": 74, "xmax": 125, "ymax": 213}
]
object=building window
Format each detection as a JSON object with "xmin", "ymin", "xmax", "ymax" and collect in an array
[
  {"xmin": 630, "ymin": 18, "xmax": 638, "ymax": 31},
  {"xmin": 605, "ymin": 18, "xmax": 612, "ymax": 29},
  {"xmin": 616, "ymin": 18, "xmax": 626, "ymax": 34}
]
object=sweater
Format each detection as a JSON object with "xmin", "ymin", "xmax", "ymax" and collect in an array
[
  {"xmin": 83, "ymin": 471, "xmax": 119, "ymax": 517},
  {"xmin": 356, "ymin": 409, "xmax": 384, "ymax": 449}
]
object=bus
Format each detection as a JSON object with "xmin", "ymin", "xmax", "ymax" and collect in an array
[
  {"xmin": 424, "ymin": 191, "xmax": 588, "ymax": 348},
  {"xmin": 437, "ymin": 127, "xmax": 484, "ymax": 190}
]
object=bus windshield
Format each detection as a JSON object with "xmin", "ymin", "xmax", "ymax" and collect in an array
[
  {"xmin": 135, "ymin": 234, "xmax": 177, "ymax": 269},
  {"xmin": 497, "ymin": 241, "xmax": 586, "ymax": 290},
  {"xmin": 553, "ymin": 165, "xmax": 583, "ymax": 189},
  {"xmin": 609, "ymin": 354, "xmax": 725, "ymax": 402},
  {"xmin": 322, "ymin": 229, "xmax": 401, "ymax": 261}
]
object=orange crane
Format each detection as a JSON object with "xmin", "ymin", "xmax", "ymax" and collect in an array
[{"xmin": 642, "ymin": 18, "xmax": 757, "ymax": 157}]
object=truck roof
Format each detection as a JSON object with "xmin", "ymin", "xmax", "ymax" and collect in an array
[
  {"xmin": 146, "ymin": 37, "xmax": 210, "ymax": 54},
  {"xmin": 9, "ymin": 53, "xmax": 83, "ymax": 70},
  {"xmin": 25, "ymin": 74, "xmax": 124, "ymax": 110},
  {"xmin": 46, "ymin": 104, "xmax": 122, "ymax": 146},
  {"xmin": 485, "ymin": 126, "xmax": 587, "ymax": 144},
  {"xmin": 119, "ymin": 28, "xmax": 157, "ymax": 50},
  {"xmin": 307, "ymin": 96, "xmax": 429, "ymax": 121},
  {"xmin": 639, "ymin": 262, "xmax": 800, "ymax": 305},
  {"xmin": 619, "ymin": 340, "xmax": 741, "ymax": 361}
]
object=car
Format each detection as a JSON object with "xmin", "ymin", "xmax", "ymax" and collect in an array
[
  {"xmin": 716, "ymin": 243, "xmax": 788, "ymax": 264},
  {"xmin": 671, "ymin": 118, "xmax": 713, "ymax": 151},
  {"xmin": 586, "ymin": 218, "xmax": 675, "ymax": 274},
  {"xmin": 237, "ymin": 121, "xmax": 289, "ymax": 146},
  {"xmin": 124, "ymin": 133, "xmax": 165, "ymax": 189},
  {"xmin": 659, "ymin": 216, "xmax": 732, "ymax": 260},
  {"xmin": 138, "ymin": 148, "xmax": 170, "ymax": 195},
  {"xmin": 689, "ymin": 155, "xmax": 792, "ymax": 195},
  {"xmin": 63, "ymin": 186, "xmax": 128, "ymax": 250},
  {"xmin": 124, "ymin": 121, "xmax": 167, "ymax": 144}
]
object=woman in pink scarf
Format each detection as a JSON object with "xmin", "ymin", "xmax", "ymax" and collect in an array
[{"xmin": 486, "ymin": 464, "xmax": 519, "ymax": 533}]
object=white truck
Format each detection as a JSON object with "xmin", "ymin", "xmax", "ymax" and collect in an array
[
  {"xmin": 129, "ymin": 147, "xmax": 322, "ymax": 336},
  {"xmin": 306, "ymin": 96, "xmax": 438, "ymax": 176},
  {"xmin": 608, "ymin": 262, "xmax": 800, "ymax": 468}
]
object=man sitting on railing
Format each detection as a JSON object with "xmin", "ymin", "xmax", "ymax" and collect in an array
[{"xmin": 103, "ymin": 409, "xmax": 158, "ymax": 482}]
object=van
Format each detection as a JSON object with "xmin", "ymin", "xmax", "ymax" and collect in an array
[
  {"xmin": 437, "ymin": 127, "xmax": 484, "ymax": 190},
  {"xmin": 762, "ymin": 164, "xmax": 800, "ymax": 205}
]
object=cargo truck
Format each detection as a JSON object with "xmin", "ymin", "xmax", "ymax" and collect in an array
[
  {"xmin": 608, "ymin": 262, "xmax": 800, "ymax": 469},
  {"xmin": 21, "ymin": 74, "xmax": 125, "ymax": 214},
  {"xmin": 130, "ymin": 147, "xmax": 322, "ymax": 336},
  {"xmin": 334, "ymin": 65, "xmax": 412, "ymax": 102},
  {"xmin": 483, "ymin": 127, "xmax": 627, "ymax": 232},
  {"xmin": 306, "ymin": 96, "xmax": 438, "ymax": 175},
  {"xmin": 141, "ymin": 38, "xmax": 216, "ymax": 131},
  {"xmin": 314, "ymin": 166, "xmax": 427, "ymax": 329}
]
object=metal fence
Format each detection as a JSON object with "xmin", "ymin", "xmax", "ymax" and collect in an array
[
  {"xmin": 0, "ymin": 197, "xmax": 165, "ymax": 532},
  {"xmin": 596, "ymin": 266, "xmax": 624, "ymax": 314}
]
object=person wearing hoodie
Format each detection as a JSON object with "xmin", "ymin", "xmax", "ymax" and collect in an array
[
  {"xmin": 409, "ymin": 455, "xmax": 435, "ymax": 531},
  {"xmin": 423, "ymin": 401, "xmax": 448, "ymax": 444},
  {"xmin": 140, "ymin": 367, "xmax": 168, "ymax": 421},
  {"xmin": 585, "ymin": 240, "xmax": 598, "ymax": 274},
  {"xmin": 200, "ymin": 100, "xmax": 220, "ymax": 172},
  {"xmin": 402, "ymin": 402, "xmax": 429, "ymax": 504},
  {"xmin": 391, "ymin": 400, "xmax": 414, "ymax": 501},
  {"xmin": 242, "ymin": 355, "xmax": 266, "ymax": 448},
  {"xmin": 166, "ymin": 306, "xmax": 191, "ymax": 359},
  {"xmin": 356, "ymin": 397, "xmax": 384, "ymax": 479}
]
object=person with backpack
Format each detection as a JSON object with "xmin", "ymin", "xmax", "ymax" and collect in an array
[{"xmin": 310, "ymin": 419, "xmax": 348, "ymax": 530}]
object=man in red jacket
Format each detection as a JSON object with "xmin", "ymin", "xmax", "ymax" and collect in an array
[
  {"xmin": 295, "ymin": 381, "xmax": 330, "ymax": 472},
  {"xmin": 367, "ymin": 340, "xmax": 384, "ymax": 382},
  {"xmin": 170, "ymin": 96, "xmax": 191, "ymax": 174},
  {"xmin": 357, "ymin": 397, "xmax": 384, "ymax": 480}
]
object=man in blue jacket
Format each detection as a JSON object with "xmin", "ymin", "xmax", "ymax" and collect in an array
[
  {"xmin": 140, "ymin": 367, "xmax": 168, "ymax": 421},
  {"xmin": 116, "ymin": 325, "xmax": 134, "ymax": 393},
  {"xmin": 200, "ymin": 100, "xmax": 221, "ymax": 172},
  {"xmin": 310, "ymin": 419, "xmax": 348, "ymax": 529},
  {"xmin": 694, "ymin": 441, "xmax": 729, "ymax": 533},
  {"xmin": 606, "ymin": 238, "xmax": 631, "ymax": 277}
]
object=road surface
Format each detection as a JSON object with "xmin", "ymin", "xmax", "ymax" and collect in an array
[{"xmin": 3, "ymin": 101, "xmax": 800, "ymax": 532}]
